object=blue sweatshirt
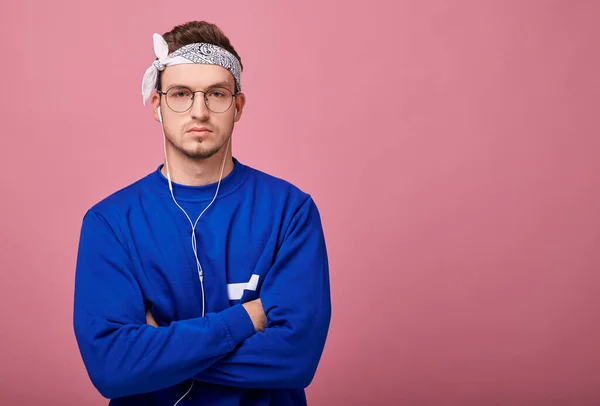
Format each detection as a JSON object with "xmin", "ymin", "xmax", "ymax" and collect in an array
[{"xmin": 73, "ymin": 158, "xmax": 331, "ymax": 405}]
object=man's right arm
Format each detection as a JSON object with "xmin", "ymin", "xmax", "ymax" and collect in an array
[
  {"xmin": 146, "ymin": 300, "xmax": 267, "ymax": 332},
  {"xmin": 73, "ymin": 209, "xmax": 257, "ymax": 400}
]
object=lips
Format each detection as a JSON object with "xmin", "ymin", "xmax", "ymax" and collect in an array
[{"xmin": 187, "ymin": 127, "xmax": 211, "ymax": 133}]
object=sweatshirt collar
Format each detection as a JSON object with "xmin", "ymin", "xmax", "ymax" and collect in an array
[{"xmin": 149, "ymin": 157, "xmax": 248, "ymax": 202}]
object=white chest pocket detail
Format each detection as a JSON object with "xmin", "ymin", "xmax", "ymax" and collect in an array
[{"xmin": 227, "ymin": 274, "xmax": 260, "ymax": 300}]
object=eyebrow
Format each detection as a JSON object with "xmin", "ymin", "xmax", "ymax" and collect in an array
[{"xmin": 167, "ymin": 81, "xmax": 234, "ymax": 91}]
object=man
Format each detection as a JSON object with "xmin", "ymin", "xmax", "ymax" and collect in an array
[{"xmin": 73, "ymin": 20, "xmax": 331, "ymax": 406}]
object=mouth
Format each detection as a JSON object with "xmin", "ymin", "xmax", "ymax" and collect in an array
[{"xmin": 187, "ymin": 127, "xmax": 211, "ymax": 133}]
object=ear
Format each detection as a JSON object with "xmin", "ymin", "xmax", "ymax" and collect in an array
[
  {"xmin": 233, "ymin": 92, "xmax": 246, "ymax": 123},
  {"xmin": 152, "ymin": 92, "xmax": 161, "ymax": 122}
]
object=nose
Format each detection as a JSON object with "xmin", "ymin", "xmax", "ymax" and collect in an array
[{"xmin": 190, "ymin": 91, "xmax": 210, "ymax": 121}]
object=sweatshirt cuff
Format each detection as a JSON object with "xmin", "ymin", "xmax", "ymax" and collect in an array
[{"xmin": 217, "ymin": 304, "xmax": 256, "ymax": 347}]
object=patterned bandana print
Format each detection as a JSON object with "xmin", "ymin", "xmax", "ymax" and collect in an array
[{"xmin": 142, "ymin": 33, "xmax": 242, "ymax": 105}]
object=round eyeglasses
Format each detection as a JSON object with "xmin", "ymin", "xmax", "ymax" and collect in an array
[{"xmin": 157, "ymin": 86, "xmax": 236, "ymax": 114}]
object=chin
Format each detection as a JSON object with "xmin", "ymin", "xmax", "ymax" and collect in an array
[
  {"xmin": 182, "ymin": 150, "xmax": 216, "ymax": 160},
  {"xmin": 182, "ymin": 145, "xmax": 221, "ymax": 160},
  {"xmin": 171, "ymin": 135, "xmax": 229, "ymax": 160}
]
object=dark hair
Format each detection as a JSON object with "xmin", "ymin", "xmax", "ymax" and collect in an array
[{"xmin": 156, "ymin": 21, "xmax": 242, "ymax": 91}]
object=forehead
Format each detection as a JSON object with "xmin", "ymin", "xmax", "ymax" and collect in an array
[{"xmin": 161, "ymin": 64, "xmax": 235, "ymax": 90}]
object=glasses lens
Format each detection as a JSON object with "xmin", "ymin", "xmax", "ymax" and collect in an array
[
  {"xmin": 205, "ymin": 88, "xmax": 234, "ymax": 113},
  {"xmin": 166, "ymin": 87, "xmax": 194, "ymax": 112}
]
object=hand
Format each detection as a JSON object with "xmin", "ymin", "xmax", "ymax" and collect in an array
[
  {"xmin": 242, "ymin": 298, "xmax": 267, "ymax": 333},
  {"xmin": 146, "ymin": 308, "xmax": 159, "ymax": 328}
]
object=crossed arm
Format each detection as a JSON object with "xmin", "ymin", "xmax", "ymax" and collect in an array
[
  {"xmin": 146, "ymin": 299, "xmax": 265, "ymax": 332},
  {"xmin": 73, "ymin": 197, "xmax": 331, "ymax": 398}
]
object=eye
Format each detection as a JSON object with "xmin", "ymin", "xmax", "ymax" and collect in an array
[
  {"xmin": 208, "ymin": 90, "xmax": 225, "ymax": 98},
  {"xmin": 168, "ymin": 88, "xmax": 192, "ymax": 98}
]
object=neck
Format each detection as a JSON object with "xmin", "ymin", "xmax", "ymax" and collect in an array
[{"xmin": 161, "ymin": 143, "xmax": 234, "ymax": 187}]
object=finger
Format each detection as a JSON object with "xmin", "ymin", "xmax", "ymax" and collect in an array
[{"xmin": 146, "ymin": 309, "xmax": 159, "ymax": 327}]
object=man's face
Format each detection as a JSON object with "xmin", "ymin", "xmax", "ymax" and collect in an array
[{"xmin": 152, "ymin": 64, "xmax": 245, "ymax": 160}]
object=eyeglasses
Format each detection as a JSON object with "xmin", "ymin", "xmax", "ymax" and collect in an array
[{"xmin": 157, "ymin": 86, "xmax": 236, "ymax": 114}]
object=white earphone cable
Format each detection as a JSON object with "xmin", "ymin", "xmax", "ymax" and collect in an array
[
  {"xmin": 158, "ymin": 107, "xmax": 229, "ymax": 319},
  {"xmin": 157, "ymin": 105, "xmax": 233, "ymax": 406}
]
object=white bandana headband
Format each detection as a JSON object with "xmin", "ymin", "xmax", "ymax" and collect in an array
[{"xmin": 142, "ymin": 33, "xmax": 242, "ymax": 105}]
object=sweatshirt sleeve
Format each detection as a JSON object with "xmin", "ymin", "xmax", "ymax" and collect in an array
[
  {"xmin": 193, "ymin": 196, "xmax": 332, "ymax": 389},
  {"xmin": 72, "ymin": 209, "xmax": 256, "ymax": 399}
]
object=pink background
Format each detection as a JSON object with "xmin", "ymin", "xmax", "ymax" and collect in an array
[{"xmin": 1, "ymin": 1, "xmax": 599, "ymax": 405}]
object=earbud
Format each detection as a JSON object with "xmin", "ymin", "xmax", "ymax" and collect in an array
[{"xmin": 157, "ymin": 106, "xmax": 163, "ymax": 123}]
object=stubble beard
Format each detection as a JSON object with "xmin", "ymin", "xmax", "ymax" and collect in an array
[{"xmin": 167, "ymin": 128, "xmax": 231, "ymax": 160}]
